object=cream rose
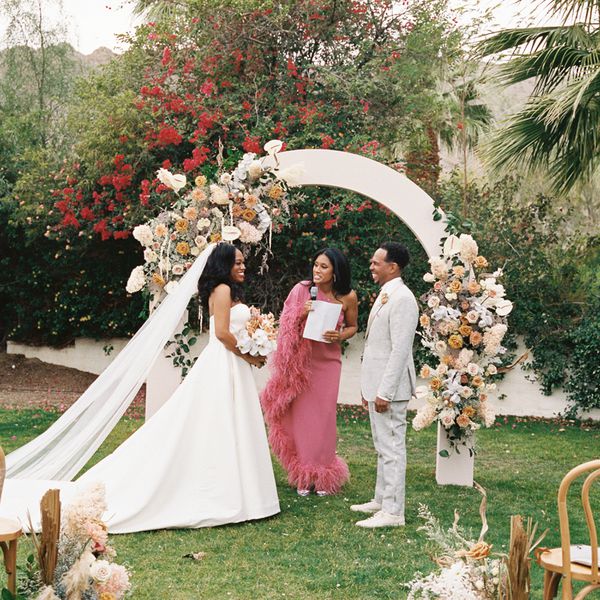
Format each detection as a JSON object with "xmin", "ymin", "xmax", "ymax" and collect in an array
[
  {"xmin": 156, "ymin": 168, "xmax": 187, "ymax": 193},
  {"xmin": 132, "ymin": 224, "xmax": 153, "ymax": 247},
  {"xmin": 90, "ymin": 559, "xmax": 112, "ymax": 584},
  {"xmin": 210, "ymin": 184, "xmax": 230, "ymax": 205}
]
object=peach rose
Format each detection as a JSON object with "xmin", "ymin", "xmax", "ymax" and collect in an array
[
  {"xmin": 430, "ymin": 377, "xmax": 442, "ymax": 390},
  {"xmin": 472, "ymin": 375, "xmax": 484, "ymax": 387},
  {"xmin": 459, "ymin": 324, "xmax": 472, "ymax": 337},
  {"xmin": 470, "ymin": 331, "xmax": 483, "ymax": 346},
  {"xmin": 448, "ymin": 279, "xmax": 463, "ymax": 294},
  {"xmin": 474, "ymin": 256, "xmax": 488, "ymax": 268},
  {"xmin": 420, "ymin": 314, "xmax": 430, "ymax": 328},
  {"xmin": 456, "ymin": 414, "xmax": 471, "ymax": 428},
  {"xmin": 467, "ymin": 280, "xmax": 481, "ymax": 294}
]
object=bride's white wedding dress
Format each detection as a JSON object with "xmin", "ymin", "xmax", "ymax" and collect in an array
[{"xmin": 1, "ymin": 303, "xmax": 280, "ymax": 533}]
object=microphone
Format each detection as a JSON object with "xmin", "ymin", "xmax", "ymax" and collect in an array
[{"xmin": 310, "ymin": 285, "xmax": 318, "ymax": 301}]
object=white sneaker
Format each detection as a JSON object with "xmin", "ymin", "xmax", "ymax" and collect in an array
[
  {"xmin": 297, "ymin": 488, "xmax": 311, "ymax": 497},
  {"xmin": 355, "ymin": 510, "xmax": 405, "ymax": 528},
  {"xmin": 350, "ymin": 500, "xmax": 382, "ymax": 514}
]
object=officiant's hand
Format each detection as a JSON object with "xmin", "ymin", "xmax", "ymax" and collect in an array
[
  {"xmin": 361, "ymin": 396, "xmax": 368, "ymax": 409},
  {"xmin": 303, "ymin": 300, "xmax": 314, "ymax": 317},
  {"xmin": 323, "ymin": 329, "xmax": 341, "ymax": 343},
  {"xmin": 374, "ymin": 396, "xmax": 390, "ymax": 413}
]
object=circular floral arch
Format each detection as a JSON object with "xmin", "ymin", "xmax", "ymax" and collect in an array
[{"xmin": 269, "ymin": 149, "xmax": 446, "ymax": 258}]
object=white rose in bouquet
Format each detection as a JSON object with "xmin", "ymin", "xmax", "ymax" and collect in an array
[
  {"xmin": 90, "ymin": 559, "xmax": 112, "ymax": 584},
  {"xmin": 126, "ymin": 266, "xmax": 146, "ymax": 294}
]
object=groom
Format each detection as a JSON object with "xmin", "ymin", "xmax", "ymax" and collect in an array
[{"xmin": 352, "ymin": 242, "xmax": 419, "ymax": 528}]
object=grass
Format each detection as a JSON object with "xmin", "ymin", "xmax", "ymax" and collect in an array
[{"xmin": 1, "ymin": 406, "xmax": 599, "ymax": 599}]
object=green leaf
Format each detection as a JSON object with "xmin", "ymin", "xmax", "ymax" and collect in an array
[{"xmin": 438, "ymin": 449, "xmax": 450, "ymax": 458}]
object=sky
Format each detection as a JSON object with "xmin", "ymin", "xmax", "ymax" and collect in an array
[{"xmin": 0, "ymin": 0, "xmax": 550, "ymax": 56}]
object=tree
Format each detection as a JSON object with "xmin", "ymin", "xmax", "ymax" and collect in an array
[
  {"xmin": 478, "ymin": 0, "xmax": 600, "ymax": 194},
  {"xmin": 439, "ymin": 70, "xmax": 493, "ymax": 218}
]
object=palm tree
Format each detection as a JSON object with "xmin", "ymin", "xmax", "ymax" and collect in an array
[
  {"xmin": 478, "ymin": 0, "xmax": 600, "ymax": 194},
  {"xmin": 439, "ymin": 73, "xmax": 493, "ymax": 217}
]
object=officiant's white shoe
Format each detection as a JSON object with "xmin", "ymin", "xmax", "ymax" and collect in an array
[
  {"xmin": 355, "ymin": 510, "xmax": 405, "ymax": 528},
  {"xmin": 350, "ymin": 500, "xmax": 382, "ymax": 514}
]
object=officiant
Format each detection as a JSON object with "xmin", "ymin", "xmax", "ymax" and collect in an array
[{"xmin": 261, "ymin": 248, "xmax": 358, "ymax": 497}]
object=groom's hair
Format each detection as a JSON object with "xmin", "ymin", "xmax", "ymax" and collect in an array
[{"xmin": 380, "ymin": 242, "xmax": 410, "ymax": 270}]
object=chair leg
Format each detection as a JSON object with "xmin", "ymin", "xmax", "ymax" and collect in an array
[
  {"xmin": 542, "ymin": 571, "xmax": 562, "ymax": 600},
  {"xmin": 0, "ymin": 539, "xmax": 18, "ymax": 595},
  {"xmin": 573, "ymin": 584, "xmax": 600, "ymax": 600}
]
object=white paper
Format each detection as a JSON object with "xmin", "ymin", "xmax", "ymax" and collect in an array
[
  {"xmin": 571, "ymin": 545, "xmax": 595, "ymax": 567},
  {"xmin": 303, "ymin": 300, "xmax": 343, "ymax": 342}
]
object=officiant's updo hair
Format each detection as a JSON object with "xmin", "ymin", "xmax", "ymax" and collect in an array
[
  {"xmin": 198, "ymin": 243, "xmax": 245, "ymax": 308},
  {"xmin": 304, "ymin": 247, "xmax": 352, "ymax": 296}
]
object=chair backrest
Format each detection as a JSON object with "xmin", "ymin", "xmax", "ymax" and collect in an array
[
  {"xmin": 557, "ymin": 459, "xmax": 600, "ymax": 590},
  {"xmin": 0, "ymin": 445, "xmax": 5, "ymax": 502}
]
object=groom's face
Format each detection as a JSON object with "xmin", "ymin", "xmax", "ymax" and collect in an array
[{"xmin": 370, "ymin": 248, "xmax": 395, "ymax": 286}]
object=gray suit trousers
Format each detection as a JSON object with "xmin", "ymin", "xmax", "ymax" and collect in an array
[{"xmin": 368, "ymin": 400, "xmax": 408, "ymax": 517}]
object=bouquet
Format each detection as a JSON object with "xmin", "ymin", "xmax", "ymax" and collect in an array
[
  {"xmin": 406, "ymin": 504, "xmax": 506, "ymax": 599},
  {"xmin": 22, "ymin": 484, "xmax": 132, "ymax": 599},
  {"xmin": 236, "ymin": 307, "xmax": 278, "ymax": 357},
  {"xmin": 413, "ymin": 234, "xmax": 512, "ymax": 450}
]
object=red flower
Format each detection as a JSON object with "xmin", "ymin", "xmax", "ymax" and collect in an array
[
  {"xmin": 324, "ymin": 218, "xmax": 338, "ymax": 230},
  {"xmin": 242, "ymin": 135, "xmax": 262, "ymax": 154},
  {"xmin": 157, "ymin": 126, "xmax": 182, "ymax": 146},
  {"xmin": 183, "ymin": 146, "xmax": 210, "ymax": 172},
  {"xmin": 200, "ymin": 79, "xmax": 215, "ymax": 96},
  {"xmin": 161, "ymin": 47, "xmax": 172, "ymax": 66},
  {"xmin": 320, "ymin": 134, "xmax": 335, "ymax": 149},
  {"xmin": 287, "ymin": 58, "xmax": 298, "ymax": 77},
  {"xmin": 61, "ymin": 213, "xmax": 80, "ymax": 229},
  {"xmin": 113, "ymin": 230, "xmax": 130, "ymax": 240},
  {"xmin": 80, "ymin": 207, "xmax": 95, "ymax": 221}
]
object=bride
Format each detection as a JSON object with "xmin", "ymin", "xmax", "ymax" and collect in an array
[{"xmin": 1, "ymin": 243, "xmax": 280, "ymax": 532}]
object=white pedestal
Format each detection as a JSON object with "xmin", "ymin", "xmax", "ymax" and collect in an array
[
  {"xmin": 144, "ymin": 301, "xmax": 187, "ymax": 420},
  {"xmin": 435, "ymin": 423, "xmax": 474, "ymax": 487}
]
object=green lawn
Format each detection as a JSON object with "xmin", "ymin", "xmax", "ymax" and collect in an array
[{"xmin": 1, "ymin": 407, "xmax": 599, "ymax": 599}]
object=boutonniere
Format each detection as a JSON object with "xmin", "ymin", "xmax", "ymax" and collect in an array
[{"xmin": 380, "ymin": 293, "xmax": 389, "ymax": 305}]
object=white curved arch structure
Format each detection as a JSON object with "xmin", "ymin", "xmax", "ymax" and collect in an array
[{"xmin": 272, "ymin": 149, "xmax": 446, "ymax": 257}]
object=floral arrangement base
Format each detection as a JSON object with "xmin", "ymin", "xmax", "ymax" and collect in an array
[{"xmin": 435, "ymin": 422, "xmax": 474, "ymax": 487}]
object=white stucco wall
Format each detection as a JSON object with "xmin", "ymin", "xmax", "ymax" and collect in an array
[{"xmin": 8, "ymin": 335, "xmax": 599, "ymax": 421}]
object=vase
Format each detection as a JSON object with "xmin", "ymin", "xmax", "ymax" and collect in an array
[{"xmin": 435, "ymin": 422, "xmax": 474, "ymax": 487}]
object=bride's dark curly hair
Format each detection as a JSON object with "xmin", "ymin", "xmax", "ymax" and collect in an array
[{"xmin": 198, "ymin": 243, "xmax": 245, "ymax": 309}]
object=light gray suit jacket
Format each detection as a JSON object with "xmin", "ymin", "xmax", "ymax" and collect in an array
[{"xmin": 360, "ymin": 279, "xmax": 419, "ymax": 402}]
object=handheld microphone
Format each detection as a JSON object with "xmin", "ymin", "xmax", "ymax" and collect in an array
[{"xmin": 310, "ymin": 285, "xmax": 318, "ymax": 301}]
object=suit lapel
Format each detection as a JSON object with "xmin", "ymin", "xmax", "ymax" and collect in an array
[
  {"xmin": 365, "ymin": 301, "xmax": 385, "ymax": 340},
  {"xmin": 365, "ymin": 279, "xmax": 403, "ymax": 340}
]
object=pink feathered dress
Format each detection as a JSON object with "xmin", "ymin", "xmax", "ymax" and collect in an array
[{"xmin": 261, "ymin": 282, "xmax": 349, "ymax": 494}]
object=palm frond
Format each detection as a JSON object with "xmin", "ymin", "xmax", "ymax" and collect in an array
[
  {"xmin": 485, "ymin": 84, "xmax": 600, "ymax": 193},
  {"xmin": 540, "ymin": 0, "xmax": 600, "ymax": 26},
  {"xmin": 131, "ymin": 0, "xmax": 188, "ymax": 19}
]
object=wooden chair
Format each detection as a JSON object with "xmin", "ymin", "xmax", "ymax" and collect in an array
[
  {"xmin": 0, "ymin": 446, "xmax": 23, "ymax": 596},
  {"xmin": 536, "ymin": 459, "xmax": 600, "ymax": 600}
]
